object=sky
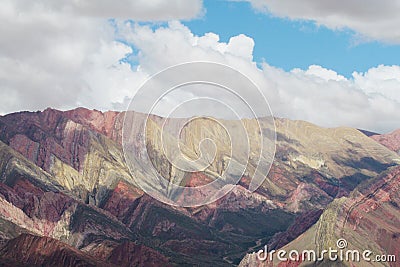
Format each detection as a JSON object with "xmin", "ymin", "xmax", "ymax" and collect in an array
[
  {"xmin": 0, "ymin": 0, "xmax": 399, "ymax": 133},
  {"xmin": 186, "ymin": 0, "xmax": 400, "ymax": 77}
]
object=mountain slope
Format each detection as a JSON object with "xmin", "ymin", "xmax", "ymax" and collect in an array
[
  {"xmin": 0, "ymin": 108, "xmax": 399, "ymax": 266},
  {"xmin": 372, "ymin": 129, "xmax": 400, "ymax": 154},
  {"xmin": 0, "ymin": 233, "xmax": 112, "ymax": 267},
  {"xmin": 240, "ymin": 166, "xmax": 400, "ymax": 266}
]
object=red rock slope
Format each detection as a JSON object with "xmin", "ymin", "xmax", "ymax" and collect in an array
[
  {"xmin": 372, "ymin": 129, "xmax": 400, "ymax": 154},
  {"xmin": 241, "ymin": 166, "xmax": 400, "ymax": 267},
  {"xmin": 0, "ymin": 233, "xmax": 111, "ymax": 267}
]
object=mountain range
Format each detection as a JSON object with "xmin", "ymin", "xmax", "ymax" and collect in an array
[{"xmin": 0, "ymin": 107, "xmax": 399, "ymax": 266}]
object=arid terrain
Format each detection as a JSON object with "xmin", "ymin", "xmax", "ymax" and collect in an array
[{"xmin": 0, "ymin": 108, "xmax": 399, "ymax": 266}]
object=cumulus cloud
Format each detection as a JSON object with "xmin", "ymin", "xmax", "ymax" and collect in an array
[
  {"xmin": 0, "ymin": 0, "xmax": 202, "ymax": 113},
  {"xmin": 353, "ymin": 65, "xmax": 400, "ymax": 103},
  {"xmin": 0, "ymin": 0, "xmax": 399, "ymax": 133},
  {"xmin": 263, "ymin": 64, "xmax": 400, "ymax": 132},
  {"xmin": 235, "ymin": 0, "xmax": 400, "ymax": 43},
  {"xmin": 114, "ymin": 21, "xmax": 400, "ymax": 132}
]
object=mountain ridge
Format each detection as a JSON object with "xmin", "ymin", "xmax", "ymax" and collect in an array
[{"xmin": 0, "ymin": 107, "xmax": 398, "ymax": 266}]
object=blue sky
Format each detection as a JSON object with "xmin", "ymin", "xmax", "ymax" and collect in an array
[
  {"xmin": 184, "ymin": 0, "xmax": 400, "ymax": 78},
  {"xmin": 1, "ymin": 0, "xmax": 399, "ymax": 132}
]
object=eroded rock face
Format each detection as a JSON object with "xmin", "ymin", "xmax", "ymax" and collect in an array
[
  {"xmin": 0, "ymin": 108, "xmax": 399, "ymax": 266},
  {"xmin": 336, "ymin": 166, "xmax": 400, "ymax": 263},
  {"xmin": 372, "ymin": 129, "xmax": 400, "ymax": 154},
  {"xmin": 241, "ymin": 166, "xmax": 400, "ymax": 267},
  {"xmin": 0, "ymin": 179, "xmax": 74, "ymax": 236},
  {"xmin": 0, "ymin": 108, "xmax": 90, "ymax": 172},
  {"xmin": 102, "ymin": 181, "xmax": 144, "ymax": 221},
  {"xmin": 0, "ymin": 233, "xmax": 111, "ymax": 267},
  {"xmin": 64, "ymin": 108, "xmax": 123, "ymax": 143},
  {"xmin": 0, "ymin": 108, "xmax": 134, "ymax": 206},
  {"xmin": 108, "ymin": 241, "xmax": 171, "ymax": 267}
]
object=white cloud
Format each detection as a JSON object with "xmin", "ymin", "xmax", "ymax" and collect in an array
[
  {"xmin": 263, "ymin": 63, "xmax": 400, "ymax": 132},
  {"xmin": 116, "ymin": 21, "xmax": 257, "ymax": 72},
  {"xmin": 115, "ymin": 21, "xmax": 400, "ymax": 132},
  {"xmin": 296, "ymin": 65, "xmax": 346, "ymax": 82},
  {"xmin": 353, "ymin": 65, "xmax": 400, "ymax": 103},
  {"xmin": 7, "ymin": 0, "xmax": 204, "ymax": 20},
  {"xmin": 235, "ymin": 0, "xmax": 400, "ymax": 44},
  {"xmin": 0, "ymin": 0, "xmax": 202, "ymax": 114},
  {"xmin": 0, "ymin": 0, "xmax": 399, "ymax": 133}
]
